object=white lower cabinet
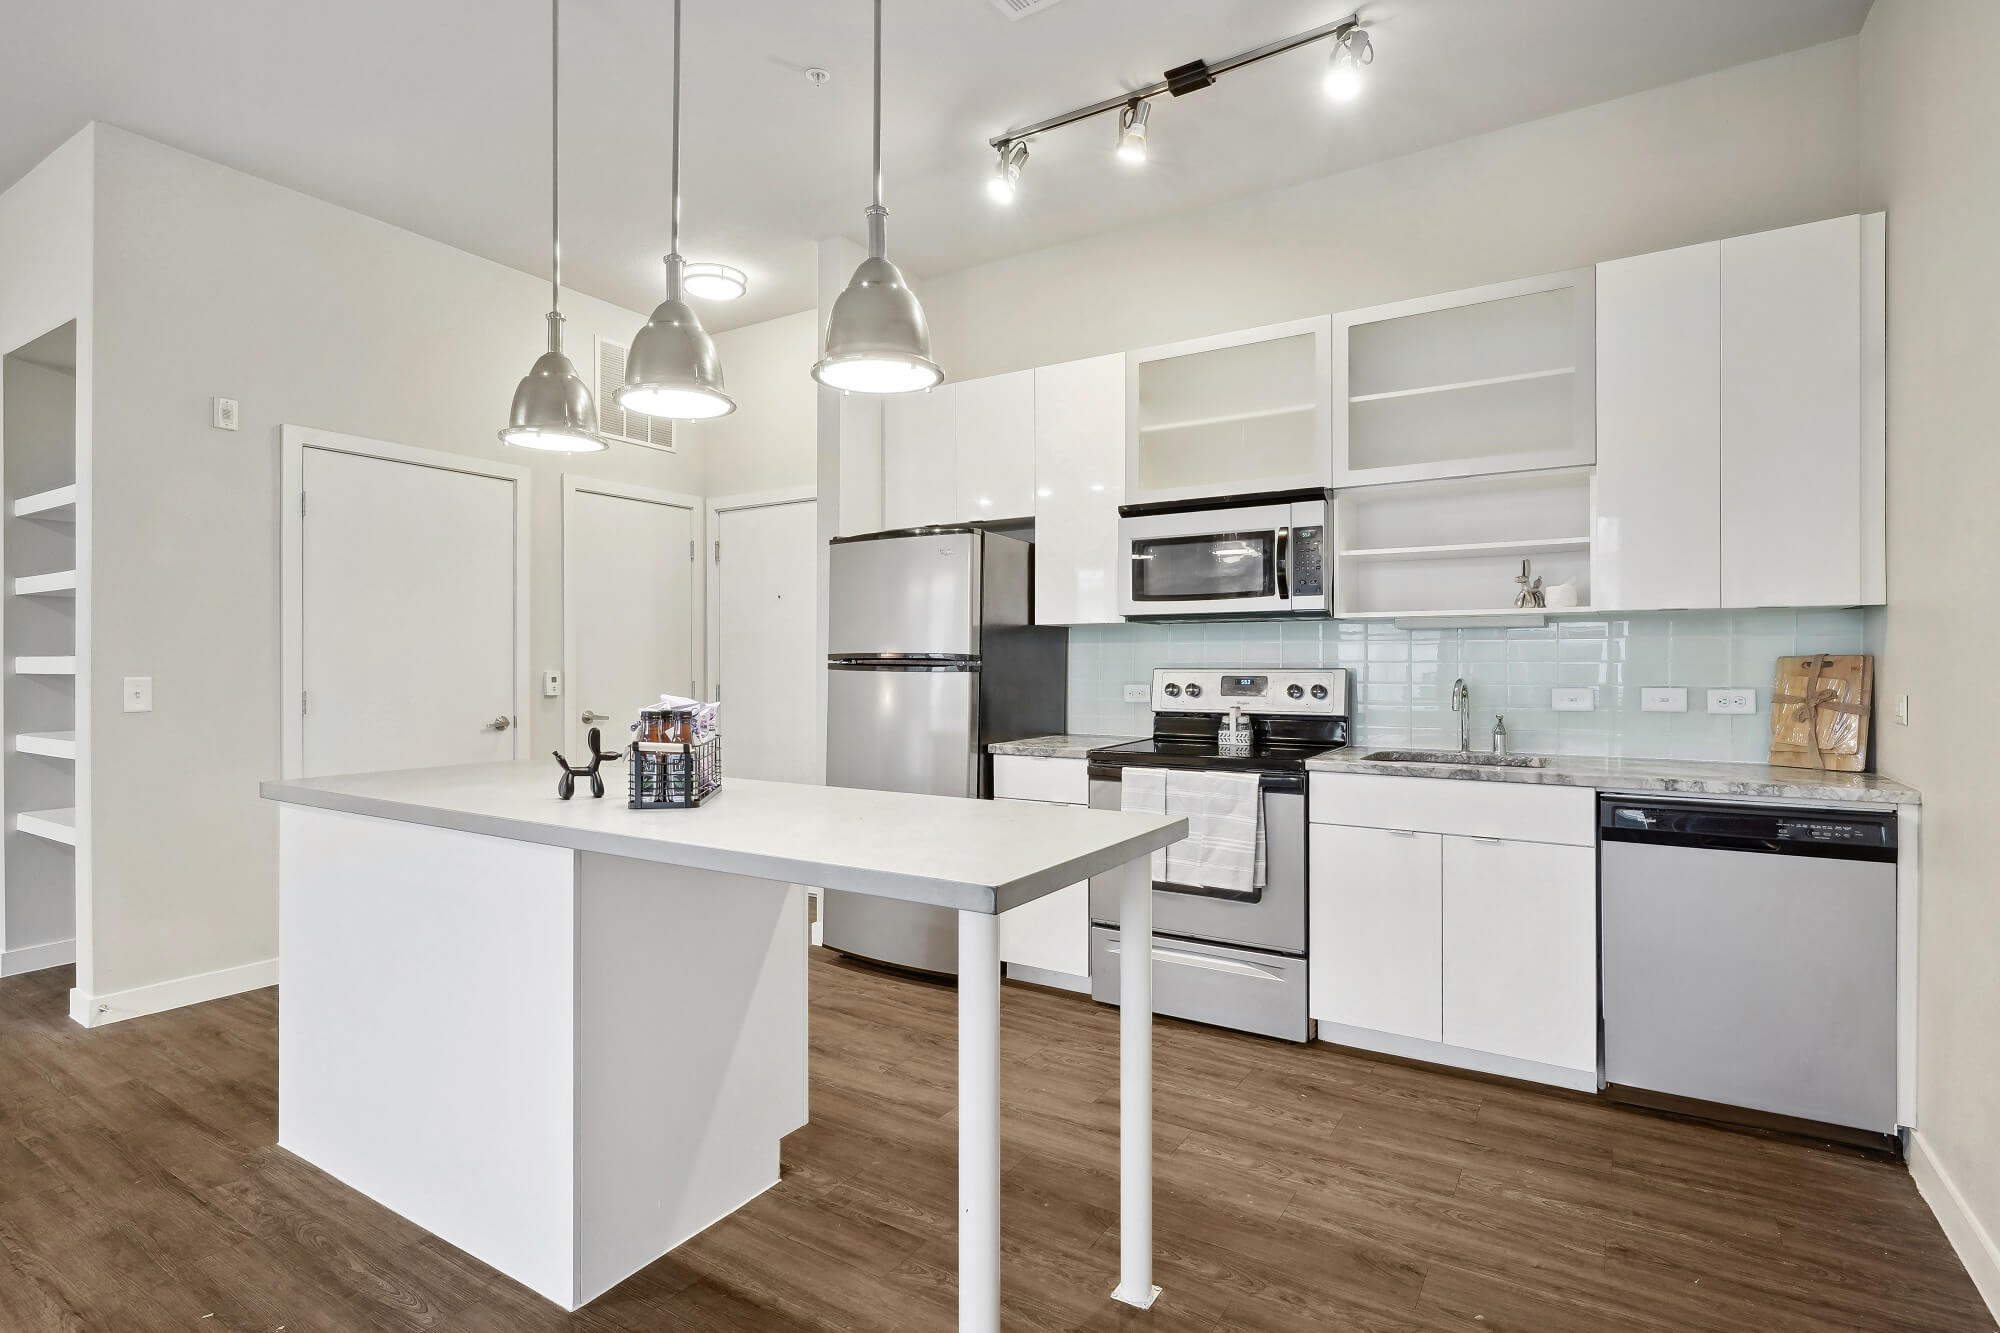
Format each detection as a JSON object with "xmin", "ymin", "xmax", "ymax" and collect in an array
[
  {"xmin": 1440, "ymin": 836, "xmax": 1597, "ymax": 1072},
  {"xmin": 992, "ymin": 755, "xmax": 1091, "ymax": 981},
  {"xmin": 1308, "ymin": 825, "xmax": 1441, "ymax": 1042}
]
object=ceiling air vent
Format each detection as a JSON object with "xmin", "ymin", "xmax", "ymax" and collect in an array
[
  {"xmin": 595, "ymin": 337, "xmax": 677, "ymax": 452},
  {"xmin": 989, "ymin": 0, "xmax": 1071, "ymax": 20}
]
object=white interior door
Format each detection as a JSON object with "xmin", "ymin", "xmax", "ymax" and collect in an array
[
  {"xmin": 565, "ymin": 484, "xmax": 697, "ymax": 756},
  {"xmin": 301, "ymin": 447, "xmax": 521, "ymax": 777},
  {"xmin": 713, "ymin": 498, "xmax": 818, "ymax": 783}
]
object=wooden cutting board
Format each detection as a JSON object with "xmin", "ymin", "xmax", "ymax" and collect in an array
[{"xmin": 1769, "ymin": 654, "xmax": 1873, "ymax": 771}]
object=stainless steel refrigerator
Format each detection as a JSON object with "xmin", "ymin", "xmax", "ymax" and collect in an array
[{"xmin": 823, "ymin": 526, "xmax": 1066, "ymax": 974}]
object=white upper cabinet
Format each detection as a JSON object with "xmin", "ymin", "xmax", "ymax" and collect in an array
[
  {"xmin": 1126, "ymin": 317, "xmax": 1333, "ymax": 506},
  {"xmin": 1331, "ymin": 270, "xmax": 1596, "ymax": 488},
  {"xmin": 1594, "ymin": 241, "xmax": 1722, "ymax": 611},
  {"xmin": 954, "ymin": 370, "xmax": 1037, "ymax": 523},
  {"xmin": 1032, "ymin": 354, "xmax": 1126, "ymax": 625},
  {"xmin": 881, "ymin": 385, "xmax": 956, "ymax": 530}
]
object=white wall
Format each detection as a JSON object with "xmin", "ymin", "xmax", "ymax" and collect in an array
[
  {"xmin": 81, "ymin": 125, "xmax": 696, "ymax": 1006},
  {"xmin": 688, "ymin": 309, "xmax": 818, "ymax": 498},
  {"xmin": 1861, "ymin": 0, "xmax": 2000, "ymax": 1313}
]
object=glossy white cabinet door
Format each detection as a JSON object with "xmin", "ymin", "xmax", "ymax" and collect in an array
[
  {"xmin": 1719, "ymin": 215, "xmax": 1863, "ymax": 608},
  {"xmin": 1308, "ymin": 824, "xmax": 1443, "ymax": 1042},
  {"xmin": 1441, "ymin": 836, "xmax": 1596, "ymax": 1072},
  {"xmin": 881, "ymin": 385, "xmax": 957, "ymax": 530},
  {"xmin": 995, "ymin": 793, "xmax": 1089, "ymax": 976},
  {"xmin": 1032, "ymin": 355, "xmax": 1126, "ymax": 625},
  {"xmin": 1594, "ymin": 241, "xmax": 1721, "ymax": 610},
  {"xmin": 954, "ymin": 370, "xmax": 1037, "ymax": 523}
]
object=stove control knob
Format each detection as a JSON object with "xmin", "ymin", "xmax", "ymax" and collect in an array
[
  {"xmin": 1287, "ymin": 684, "xmax": 1305, "ymax": 700},
  {"xmin": 1310, "ymin": 684, "xmax": 1329, "ymax": 700},
  {"xmin": 1184, "ymin": 683, "xmax": 1203, "ymax": 699},
  {"xmin": 1162, "ymin": 683, "xmax": 1181, "ymax": 698}
]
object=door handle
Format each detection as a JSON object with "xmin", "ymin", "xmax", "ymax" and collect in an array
[
  {"xmin": 580, "ymin": 710, "xmax": 608, "ymax": 723},
  {"xmin": 1275, "ymin": 525, "xmax": 1291, "ymax": 601},
  {"xmin": 486, "ymin": 715, "xmax": 512, "ymax": 732}
]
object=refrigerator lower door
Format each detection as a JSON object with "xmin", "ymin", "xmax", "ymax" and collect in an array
[
  {"xmin": 828, "ymin": 532, "xmax": 979, "ymax": 659},
  {"xmin": 823, "ymin": 662, "xmax": 979, "ymax": 974}
]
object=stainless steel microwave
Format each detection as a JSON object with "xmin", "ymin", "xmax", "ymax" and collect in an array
[{"xmin": 1117, "ymin": 490, "xmax": 1332, "ymax": 619}]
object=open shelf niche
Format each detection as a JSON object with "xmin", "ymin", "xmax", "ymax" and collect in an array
[{"xmin": 1333, "ymin": 468, "xmax": 1595, "ymax": 619}]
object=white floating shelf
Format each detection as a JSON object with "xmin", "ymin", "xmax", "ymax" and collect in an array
[
  {"xmin": 16, "ymin": 807, "xmax": 77, "ymax": 846},
  {"xmin": 12, "ymin": 484, "xmax": 77, "ymax": 519},
  {"xmin": 14, "ymin": 656, "xmax": 76, "ymax": 676},
  {"xmin": 15, "ymin": 731, "xmax": 76, "ymax": 760},
  {"xmin": 1348, "ymin": 366, "xmax": 1576, "ymax": 404},
  {"xmin": 13, "ymin": 569, "xmax": 77, "ymax": 596},
  {"xmin": 1138, "ymin": 402, "xmax": 1315, "ymax": 434},
  {"xmin": 1339, "ymin": 536, "xmax": 1591, "ymax": 563}
]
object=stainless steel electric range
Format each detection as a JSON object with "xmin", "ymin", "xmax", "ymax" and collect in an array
[{"xmin": 1086, "ymin": 667, "xmax": 1350, "ymax": 1042}]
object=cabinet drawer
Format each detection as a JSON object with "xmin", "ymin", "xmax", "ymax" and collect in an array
[
  {"xmin": 992, "ymin": 754, "xmax": 1088, "ymax": 805},
  {"xmin": 1309, "ymin": 773, "xmax": 1594, "ymax": 846}
]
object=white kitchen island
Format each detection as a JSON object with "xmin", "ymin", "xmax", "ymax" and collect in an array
[{"xmin": 260, "ymin": 762, "xmax": 1184, "ymax": 1326}]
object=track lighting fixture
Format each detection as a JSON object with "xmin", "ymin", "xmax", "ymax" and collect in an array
[
  {"xmin": 988, "ymin": 140, "xmax": 1028, "ymax": 203},
  {"xmin": 682, "ymin": 262, "xmax": 747, "ymax": 301},
  {"xmin": 983, "ymin": 12, "xmax": 1370, "ymax": 204},
  {"xmin": 1115, "ymin": 100, "xmax": 1150, "ymax": 165},
  {"xmin": 1324, "ymin": 25, "xmax": 1372, "ymax": 102}
]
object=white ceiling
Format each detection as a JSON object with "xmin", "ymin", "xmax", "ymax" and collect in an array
[{"xmin": 0, "ymin": 0, "xmax": 1869, "ymax": 331}]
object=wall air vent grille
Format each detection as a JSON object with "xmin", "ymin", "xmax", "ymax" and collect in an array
[
  {"xmin": 594, "ymin": 338, "xmax": 677, "ymax": 452},
  {"xmin": 988, "ymin": 0, "xmax": 1071, "ymax": 19}
]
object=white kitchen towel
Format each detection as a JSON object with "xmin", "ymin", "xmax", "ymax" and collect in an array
[
  {"xmin": 1167, "ymin": 770, "xmax": 1265, "ymax": 895},
  {"xmin": 1118, "ymin": 767, "xmax": 1171, "ymax": 884}
]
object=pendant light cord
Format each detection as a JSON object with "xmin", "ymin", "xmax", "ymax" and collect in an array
[
  {"xmin": 872, "ymin": 0, "xmax": 883, "ymax": 212},
  {"xmin": 548, "ymin": 0, "xmax": 564, "ymax": 347},
  {"xmin": 670, "ymin": 0, "xmax": 683, "ymax": 261}
]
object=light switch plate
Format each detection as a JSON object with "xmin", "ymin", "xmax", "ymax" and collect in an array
[
  {"xmin": 542, "ymin": 669, "xmax": 561, "ymax": 698},
  {"xmin": 1122, "ymin": 683, "xmax": 1150, "ymax": 703},
  {"xmin": 1640, "ymin": 687, "xmax": 1687, "ymax": 713},
  {"xmin": 212, "ymin": 396, "xmax": 240, "ymax": 431},
  {"xmin": 1707, "ymin": 688, "xmax": 1757, "ymax": 715},
  {"xmin": 1550, "ymin": 687, "xmax": 1594, "ymax": 712},
  {"xmin": 1895, "ymin": 693, "xmax": 1910, "ymax": 726},
  {"xmin": 123, "ymin": 676, "xmax": 153, "ymax": 712}
]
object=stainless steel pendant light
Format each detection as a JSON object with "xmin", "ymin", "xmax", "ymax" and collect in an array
[
  {"xmin": 501, "ymin": 0, "xmax": 606, "ymax": 453},
  {"xmin": 812, "ymin": 0, "xmax": 942, "ymax": 395},
  {"xmin": 617, "ymin": 0, "xmax": 735, "ymax": 421}
]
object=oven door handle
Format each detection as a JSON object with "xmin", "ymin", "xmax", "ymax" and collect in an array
[
  {"xmin": 1275, "ymin": 525, "xmax": 1290, "ymax": 601},
  {"xmin": 1107, "ymin": 939, "xmax": 1290, "ymax": 983}
]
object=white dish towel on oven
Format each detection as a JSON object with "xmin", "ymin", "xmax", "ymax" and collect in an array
[{"xmin": 1119, "ymin": 767, "xmax": 1265, "ymax": 894}]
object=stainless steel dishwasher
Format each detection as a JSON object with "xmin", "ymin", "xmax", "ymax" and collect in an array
[{"xmin": 1599, "ymin": 796, "xmax": 1898, "ymax": 1146}]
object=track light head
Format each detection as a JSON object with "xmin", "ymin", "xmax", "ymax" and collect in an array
[
  {"xmin": 1115, "ymin": 100, "xmax": 1151, "ymax": 164},
  {"xmin": 987, "ymin": 139, "xmax": 1028, "ymax": 204},
  {"xmin": 1325, "ymin": 25, "xmax": 1372, "ymax": 102}
]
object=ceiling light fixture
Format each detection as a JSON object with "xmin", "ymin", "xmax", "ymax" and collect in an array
[
  {"xmin": 618, "ymin": 0, "xmax": 735, "ymax": 421},
  {"xmin": 1324, "ymin": 25, "xmax": 1372, "ymax": 102},
  {"xmin": 501, "ymin": 0, "xmax": 605, "ymax": 453},
  {"xmin": 1115, "ymin": 100, "xmax": 1150, "ymax": 164},
  {"xmin": 988, "ymin": 140, "xmax": 1028, "ymax": 203},
  {"xmin": 813, "ymin": 0, "xmax": 943, "ymax": 395},
  {"xmin": 982, "ymin": 12, "xmax": 1366, "ymax": 198},
  {"xmin": 682, "ymin": 262, "xmax": 747, "ymax": 301}
]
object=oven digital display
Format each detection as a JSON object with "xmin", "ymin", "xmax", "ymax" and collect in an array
[{"xmin": 1219, "ymin": 675, "xmax": 1268, "ymax": 698}]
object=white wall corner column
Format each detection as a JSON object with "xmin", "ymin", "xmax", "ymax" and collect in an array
[{"xmin": 815, "ymin": 234, "xmax": 871, "ymax": 787}]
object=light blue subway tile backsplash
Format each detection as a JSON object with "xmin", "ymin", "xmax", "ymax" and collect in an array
[{"xmin": 1065, "ymin": 610, "xmax": 1865, "ymax": 764}]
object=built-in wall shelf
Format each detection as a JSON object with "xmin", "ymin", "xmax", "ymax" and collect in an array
[
  {"xmin": 14, "ymin": 656, "xmax": 77, "ymax": 676},
  {"xmin": 16, "ymin": 807, "xmax": 77, "ymax": 847},
  {"xmin": 12, "ymin": 485, "xmax": 76, "ymax": 520},
  {"xmin": 1137, "ymin": 402, "xmax": 1316, "ymax": 434},
  {"xmin": 1340, "ymin": 536, "xmax": 1590, "ymax": 563},
  {"xmin": 15, "ymin": 731, "xmax": 76, "ymax": 760},
  {"xmin": 13, "ymin": 569, "xmax": 76, "ymax": 596},
  {"xmin": 1347, "ymin": 366, "xmax": 1576, "ymax": 405}
]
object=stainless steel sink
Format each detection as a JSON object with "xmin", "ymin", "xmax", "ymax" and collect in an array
[{"xmin": 1360, "ymin": 749, "xmax": 1551, "ymax": 769}]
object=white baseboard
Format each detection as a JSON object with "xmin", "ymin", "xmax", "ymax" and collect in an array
[
  {"xmin": 1315, "ymin": 1021, "xmax": 1599, "ymax": 1093},
  {"xmin": 1909, "ymin": 1130, "xmax": 2000, "ymax": 1324},
  {"xmin": 68, "ymin": 957, "xmax": 277, "ymax": 1028},
  {"xmin": 1004, "ymin": 963, "xmax": 1091, "ymax": 995},
  {"xmin": 1, "ymin": 938, "xmax": 74, "ymax": 977}
]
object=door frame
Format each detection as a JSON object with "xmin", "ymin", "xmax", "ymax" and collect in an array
[
  {"xmin": 560, "ymin": 474, "xmax": 706, "ymax": 751},
  {"xmin": 702, "ymin": 486, "xmax": 817, "ymax": 703},
  {"xmin": 280, "ymin": 425, "xmax": 532, "ymax": 779}
]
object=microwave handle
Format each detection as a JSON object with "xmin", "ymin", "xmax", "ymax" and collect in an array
[{"xmin": 1275, "ymin": 525, "xmax": 1290, "ymax": 600}]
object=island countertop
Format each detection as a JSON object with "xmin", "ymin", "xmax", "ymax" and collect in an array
[{"xmin": 263, "ymin": 762, "xmax": 1186, "ymax": 915}]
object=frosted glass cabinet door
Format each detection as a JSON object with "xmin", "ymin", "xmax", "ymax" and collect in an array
[
  {"xmin": 881, "ymin": 385, "xmax": 957, "ymax": 530},
  {"xmin": 1032, "ymin": 354, "xmax": 1126, "ymax": 625},
  {"xmin": 954, "ymin": 370, "xmax": 1037, "ymax": 522},
  {"xmin": 1593, "ymin": 241, "xmax": 1722, "ymax": 611}
]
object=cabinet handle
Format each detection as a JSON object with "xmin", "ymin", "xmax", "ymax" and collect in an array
[
  {"xmin": 1387, "ymin": 829, "xmax": 1419, "ymax": 838},
  {"xmin": 1470, "ymin": 836, "xmax": 1505, "ymax": 845}
]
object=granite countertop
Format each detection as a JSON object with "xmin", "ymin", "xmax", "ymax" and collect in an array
[
  {"xmin": 988, "ymin": 734, "xmax": 1142, "ymax": 759},
  {"xmin": 263, "ymin": 762, "xmax": 1184, "ymax": 914},
  {"xmin": 1305, "ymin": 749, "xmax": 1920, "ymax": 807}
]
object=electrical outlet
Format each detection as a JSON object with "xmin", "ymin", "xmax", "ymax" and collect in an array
[
  {"xmin": 212, "ymin": 396, "xmax": 240, "ymax": 431},
  {"xmin": 1707, "ymin": 688, "xmax": 1757, "ymax": 715},
  {"xmin": 1640, "ymin": 687, "xmax": 1687, "ymax": 713},
  {"xmin": 1550, "ymin": 687, "xmax": 1594, "ymax": 712},
  {"xmin": 123, "ymin": 676, "xmax": 153, "ymax": 713},
  {"xmin": 1122, "ymin": 683, "xmax": 1150, "ymax": 703},
  {"xmin": 543, "ymin": 669, "xmax": 561, "ymax": 698}
]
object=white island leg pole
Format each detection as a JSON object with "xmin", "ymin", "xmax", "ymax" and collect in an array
[
  {"xmin": 958, "ymin": 909, "xmax": 1002, "ymax": 1333},
  {"xmin": 1112, "ymin": 856, "xmax": 1161, "ymax": 1309}
]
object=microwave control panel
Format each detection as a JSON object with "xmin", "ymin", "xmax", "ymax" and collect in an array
[{"xmin": 1289, "ymin": 526, "xmax": 1325, "ymax": 596}]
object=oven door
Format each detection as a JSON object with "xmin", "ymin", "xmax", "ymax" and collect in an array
[{"xmin": 1118, "ymin": 500, "xmax": 1327, "ymax": 619}]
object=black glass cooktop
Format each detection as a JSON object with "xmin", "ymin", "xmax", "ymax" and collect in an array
[{"xmin": 1088, "ymin": 736, "xmax": 1343, "ymax": 774}]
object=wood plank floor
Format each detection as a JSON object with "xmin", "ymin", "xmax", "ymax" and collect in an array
[{"xmin": 0, "ymin": 953, "xmax": 1989, "ymax": 1332}]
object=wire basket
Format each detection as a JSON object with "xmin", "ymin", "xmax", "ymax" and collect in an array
[{"xmin": 628, "ymin": 734, "xmax": 722, "ymax": 809}]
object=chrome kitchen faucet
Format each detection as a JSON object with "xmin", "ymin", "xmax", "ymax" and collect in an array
[{"xmin": 1452, "ymin": 677, "xmax": 1471, "ymax": 752}]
